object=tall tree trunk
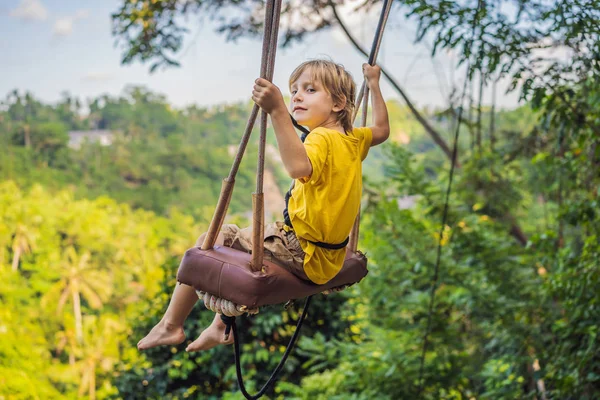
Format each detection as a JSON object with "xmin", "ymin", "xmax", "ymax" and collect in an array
[
  {"xmin": 532, "ymin": 358, "xmax": 548, "ymax": 400},
  {"xmin": 507, "ymin": 213, "xmax": 528, "ymax": 246},
  {"xmin": 90, "ymin": 362, "xmax": 97, "ymax": 400},
  {"xmin": 525, "ymin": 360, "xmax": 537, "ymax": 398},
  {"xmin": 11, "ymin": 245, "xmax": 21, "ymax": 272},
  {"xmin": 490, "ymin": 78, "xmax": 497, "ymax": 151},
  {"xmin": 468, "ymin": 81, "xmax": 475, "ymax": 152},
  {"xmin": 477, "ymin": 70, "xmax": 484, "ymax": 155},
  {"xmin": 73, "ymin": 288, "xmax": 83, "ymax": 344},
  {"xmin": 24, "ymin": 124, "xmax": 31, "ymax": 148},
  {"xmin": 526, "ymin": 347, "xmax": 548, "ymax": 400},
  {"xmin": 557, "ymin": 128, "xmax": 566, "ymax": 247}
]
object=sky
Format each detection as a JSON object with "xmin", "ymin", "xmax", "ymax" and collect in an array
[{"xmin": 0, "ymin": 0, "xmax": 522, "ymax": 111}]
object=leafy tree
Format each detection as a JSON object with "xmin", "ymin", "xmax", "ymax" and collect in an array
[
  {"xmin": 0, "ymin": 88, "xmax": 275, "ymax": 221},
  {"xmin": 0, "ymin": 182, "xmax": 200, "ymax": 398}
]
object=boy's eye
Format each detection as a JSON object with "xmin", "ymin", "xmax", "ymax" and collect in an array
[
  {"xmin": 307, "ymin": 88, "xmax": 316, "ymax": 93},
  {"xmin": 291, "ymin": 90, "xmax": 297, "ymax": 95}
]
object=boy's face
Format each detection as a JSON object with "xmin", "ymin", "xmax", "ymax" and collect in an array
[{"xmin": 290, "ymin": 68, "xmax": 342, "ymax": 131}]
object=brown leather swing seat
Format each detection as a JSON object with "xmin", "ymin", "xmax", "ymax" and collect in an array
[{"xmin": 177, "ymin": 245, "xmax": 368, "ymax": 311}]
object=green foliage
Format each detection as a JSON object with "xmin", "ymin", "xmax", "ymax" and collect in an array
[
  {"xmin": 2, "ymin": 88, "xmax": 599, "ymax": 398},
  {"xmin": 0, "ymin": 271, "xmax": 64, "ymax": 399},
  {"xmin": 276, "ymin": 131, "xmax": 599, "ymax": 398},
  {"xmin": 0, "ymin": 88, "xmax": 280, "ymax": 224},
  {"xmin": 0, "ymin": 181, "xmax": 198, "ymax": 399},
  {"xmin": 2, "ymin": 78, "xmax": 599, "ymax": 398},
  {"xmin": 5, "ymin": 0, "xmax": 600, "ymax": 392},
  {"xmin": 113, "ymin": 262, "xmax": 355, "ymax": 399}
]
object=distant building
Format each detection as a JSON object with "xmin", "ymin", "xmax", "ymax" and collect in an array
[
  {"xmin": 68, "ymin": 130, "xmax": 113, "ymax": 149},
  {"xmin": 397, "ymin": 195, "xmax": 419, "ymax": 210}
]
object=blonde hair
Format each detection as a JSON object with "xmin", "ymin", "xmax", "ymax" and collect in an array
[{"xmin": 289, "ymin": 59, "xmax": 356, "ymax": 133}]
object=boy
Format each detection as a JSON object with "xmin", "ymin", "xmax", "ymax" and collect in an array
[{"xmin": 138, "ymin": 59, "xmax": 389, "ymax": 352}]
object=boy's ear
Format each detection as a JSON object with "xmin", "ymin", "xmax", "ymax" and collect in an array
[{"xmin": 332, "ymin": 96, "xmax": 346, "ymax": 113}]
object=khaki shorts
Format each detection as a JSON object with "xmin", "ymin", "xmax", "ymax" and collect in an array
[{"xmin": 220, "ymin": 221, "xmax": 311, "ymax": 282}]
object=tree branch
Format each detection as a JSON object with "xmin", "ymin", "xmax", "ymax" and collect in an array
[
  {"xmin": 330, "ymin": 2, "xmax": 530, "ymax": 247},
  {"xmin": 330, "ymin": 3, "xmax": 458, "ymax": 167}
]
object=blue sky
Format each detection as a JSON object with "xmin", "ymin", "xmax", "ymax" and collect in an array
[{"xmin": 1, "ymin": 0, "xmax": 520, "ymax": 110}]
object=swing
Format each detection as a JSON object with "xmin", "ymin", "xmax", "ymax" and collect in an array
[
  {"xmin": 175, "ymin": 0, "xmax": 392, "ymax": 398},
  {"xmin": 177, "ymin": 0, "xmax": 391, "ymax": 316}
]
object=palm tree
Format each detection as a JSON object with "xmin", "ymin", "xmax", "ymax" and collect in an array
[
  {"xmin": 0, "ymin": 217, "xmax": 11, "ymax": 268},
  {"xmin": 50, "ymin": 316, "xmax": 122, "ymax": 400},
  {"xmin": 75, "ymin": 315, "xmax": 122, "ymax": 400},
  {"xmin": 55, "ymin": 326, "xmax": 78, "ymax": 366},
  {"xmin": 43, "ymin": 246, "xmax": 111, "ymax": 343},
  {"xmin": 11, "ymin": 223, "xmax": 35, "ymax": 271}
]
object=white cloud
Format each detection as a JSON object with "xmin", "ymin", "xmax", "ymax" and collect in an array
[
  {"xmin": 9, "ymin": 0, "xmax": 48, "ymax": 21},
  {"xmin": 53, "ymin": 17, "xmax": 73, "ymax": 36},
  {"xmin": 53, "ymin": 9, "xmax": 89, "ymax": 37}
]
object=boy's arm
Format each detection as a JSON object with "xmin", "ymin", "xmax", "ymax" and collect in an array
[
  {"xmin": 270, "ymin": 107, "xmax": 312, "ymax": 179},
  {"xmin": 252, "ymin": 78, "xmax": 312, "ymax": 179},
  {"xmin": 363, "ymin": 64, "xmax": 390, "ymax": 146}
]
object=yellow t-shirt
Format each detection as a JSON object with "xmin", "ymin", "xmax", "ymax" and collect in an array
[{"xmin": 287, "ymin": 126, "xmax": 373, "ymax": 284}]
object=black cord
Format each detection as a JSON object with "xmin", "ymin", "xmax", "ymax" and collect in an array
[
  {"xmin": 222, "ymin": 295, "xmax": 313, "ymax": 400},
  {"xmin": 290, "ymin": 114, "xmax": 310, "ymax": 136},
  {"xmin": 415, "ymin": 0, "xmax": 484, "ymax": 397}
]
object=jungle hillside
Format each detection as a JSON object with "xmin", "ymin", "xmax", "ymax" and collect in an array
[{"xmin": 1, "ymin": 0, "xmax": 599, "ymax": 399}]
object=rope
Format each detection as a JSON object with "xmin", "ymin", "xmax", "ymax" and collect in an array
[
  {"xmin": 198, "ymin": 291, "xmax": 258, "ymax": 317},
  {"xmin": 198, "ymin": 285, "xmax": 346, "ymax": 318},
  {"xmin": 352, "ymin": 0, "xmax": 393, "ymax": 122},
  {"xmin": 222, "ymin": 296, "xmax": 313, "ymax": 400},
  {"xmin": 256, "ymin": 0, "xmax": 282, "ymax": 193},
  {"xmin": 252, "ymin": 0, "xmax": 283, "ymax": 269},
  {"xmin": 202, "ymin": 0, "xmax": 281, "ymax": 251},
  {"xmin": 347, "ymin": 0, "xmax": 392, "ymax": 253},
  {"xmin": 416, "ymin": 1, "xmax": 483, "ymax": 397}
]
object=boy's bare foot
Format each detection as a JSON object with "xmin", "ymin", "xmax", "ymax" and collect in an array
[
  {"xmin": 137, "ymin": 320, "xmax": 186, "ymax": 350},
  {"xmin": 186, "ymin": 315, "xmax": 234, "ymax": 352}
]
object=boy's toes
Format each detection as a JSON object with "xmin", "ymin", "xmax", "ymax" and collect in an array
[
  {"xmin": 186, "ymin": 328, "xmax": 233, "ymax": 352},
  {"xmin": 137, "ymin": 322, "xmax": 186, "ymax": 351}
]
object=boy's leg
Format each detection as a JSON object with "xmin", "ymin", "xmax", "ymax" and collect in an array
[
  {"xmin": 137, "ymin": 232, "xmax": 224, "ymax": 350},
  {"xmin": 186, "ymin": 224, "xmax": 271, "ymax": 352},
  {"xmin": 137, "ymin": 282, "xmax": 196, "ymax": 350},
  {"xmin": 186, "ymin": 311, "xmax": 234, "ymax": 352},
  {"xmin": 185, "ymin": 223, "xmax": 285, "ymax": 352}
]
